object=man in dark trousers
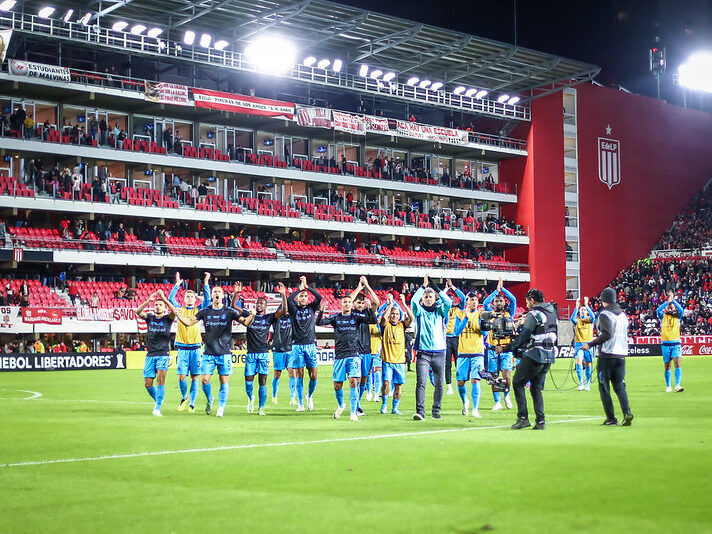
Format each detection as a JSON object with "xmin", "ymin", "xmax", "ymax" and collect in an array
[
  {"xmin": 497, "ymin": 288, "xmax": 557, "ymax": 430},
  {"xmin": 581, "ymin": 287, "xmax": 634, "ymax": 426}
]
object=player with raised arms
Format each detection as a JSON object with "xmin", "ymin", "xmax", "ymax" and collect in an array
[
  {"xmin": 571, "ymin": 296, "xmax": 596, "ymax": 391},
  {"xmin": 656, "ymin": 290, "xmax": 685, "ymax": 392},
  {"xmin": 482, "ymin": 277, "xmax": 516, "ymax": 410},
  {"xmin": 379, "ymin": 292, "xmax": 414, "ymax": 415},
  {"xmin": 270, "ymin": 283, "xmax": 293, "ymax": 404},
  {"xmin": 453, "ymin": 292, "xmax": 486, "ymax": 417},
  {"xmin": 136, "ymin": 289, "xmax": 179, "ymax": 417},
  {"xmin": 287, "ymin": 275, "xmax": 323, "ymax": 412},
  {"xmin": 167, "ymin": 271, "xmax": 211, "ymax": 412},
  {"xmin": 350, "ymin": 275, "xmax": 379, "ymax": 415},
  {"xmin": 444, "ymin": 279, "xmax": 467, "ymax": 395}
]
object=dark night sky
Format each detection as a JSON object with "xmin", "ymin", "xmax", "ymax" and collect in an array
[{"xmin": 336, "ymin": 0, "xmax": 712, "ymax": 106}]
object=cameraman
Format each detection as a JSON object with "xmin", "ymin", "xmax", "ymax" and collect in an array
[{"xmin": 496, "ymin": 288, "xmax": 557, "ymax": 430}]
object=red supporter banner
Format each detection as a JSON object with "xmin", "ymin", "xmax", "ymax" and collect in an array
[
  {"xmin": 634, "ymin": 335, "xmax": 712, "ymax": 356},
  {"xmin": 22, "ymin": 307, "xmax": 62, "ymax": 325},
  {"xmin": 332, "ymin": 111, "xmax": 365, "ymax": 135},
  {"xmin": 395, "ymin": 120, "xmax": 469, "ymax": 145},
  {"xmin": 145, "ymin": 81, "xmax": 191, "ymax": 106},
  {"xmin": 364, "ymin": 115, "xmax": 390, "ymax": 133},
  {"xmin": 295, "ymin": 106, "xmax": 332, "ymax": 128},
  {"xmin": 193, "ymin": 88, "xmax": 294, "ymax": 119}
]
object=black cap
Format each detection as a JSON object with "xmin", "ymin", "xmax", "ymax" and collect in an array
[{"xmin": 600, "ymin": 287, "xmax": 616, "ymax": 304}]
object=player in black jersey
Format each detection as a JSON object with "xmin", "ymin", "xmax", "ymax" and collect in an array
[
  {"xmin": 270, "ymin": 283, "xmax": 292, "ymax": 404},
  {"xmin": 350, "ymin": 276, "xmax": 379, "ymax": 415}
]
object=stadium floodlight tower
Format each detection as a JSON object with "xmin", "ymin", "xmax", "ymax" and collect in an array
[
  {"xmin": 649, "ymin": 36, "xmax": 666, "ymax": 99},
  {"xmin": 244, "ymin": 35, "xmax": 297, "ymax": 74},
  {"xmin": 678, "ymin": 52, "xmax": 712, "ymax": 94}
]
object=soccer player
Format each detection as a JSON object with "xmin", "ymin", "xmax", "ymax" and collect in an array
[
  {"xmin": 453, "ymin": 292, "xmax": 486, "ymax": 418},
  {"xmin": 379, "ymin": 293, "xmax": 414, "ymax": 415},
  {"xmin": 444, "ymin": 279, "xmax": 467, "ymax": 396},
  {"xmin": 656, "ymin": 291, "xmax": 685, "ymax": 392},
  {"xmin": 412, "ymin": 274, "xmax": 452, "ymax": 421},
  {"xmin": 270, "ymin": 283, "xmax": 293, "ymax": 404},
  {"xmin": 177, "ymin": 284, "xmax": 250, "ymax": 417},
  {"xmin": 571, "ymin": 296, "xmax": 596, "ymax": 391},
  {"xmin": 287, "ymin": 276, "xmax": 323, "ymax": 412},
  {"xmin": 136, "ymin": 289, "xmax": 179, "ymax": 417},
  {"xmin": 367, "ymin": 322, "xmax": 383, "ymax": 402},
  {"xmin": 168, "ymin": 271, "xmax": 211, "ymax": 412},
  {"xmin": 351, "ymin": 276, "xmax": 379, "ymax": 414},
  {"xmin": 239, "ymin": 284, "xmax": 287, "ymax": 415},
  {"xmin": 482, "ymin": 277, "xmax": 517, "ymax": 410},
  {"xmin": 318, "ymin": 295, "xmax": 371, "ymax": 421}
]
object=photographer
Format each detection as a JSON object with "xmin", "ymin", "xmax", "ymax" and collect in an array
[{"xmin": 496, "ymin": 288, "xmax": 557, "ymax": 430}]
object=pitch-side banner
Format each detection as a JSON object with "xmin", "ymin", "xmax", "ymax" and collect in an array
[
  {"xmin": 295, "ymin": 106, "xmax": 332, "ymax": 128},
  {"xmin": 557, "ymin": 344, "xmax": 663, "ymax": 358},
  {"xmin": 21, "ymin": 307, "xmax": 62, "ymax": 325},
  {"xmin": 395, "ymin": 120, "xmax": 469, "ymax": 145},
  {"xmin": 332, "ymin": 111, "xmax": 365, "ymax": 135},
  {"xmin": 9, "ymin": 59, "xmax": 71, "ymax": 82},
  {"xmin": 145, "ymin": 81, "xmax": 191, "ymax": 106},
  {"xmin": 0, "ymin": 351, "xmax": 126, "ymax": 372},
  {"xmin": 193, "ymin": 88, "xmax": 294, "ymax": 119},
  {"xmin": 364, "ymin": 115, "xmax": 390, "ymax": 134}
]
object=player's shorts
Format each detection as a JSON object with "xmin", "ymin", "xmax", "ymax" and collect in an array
[
  {"xmin": 333, "ymin": 356, "xmax": 361, "ymax": 382},
  {"xmin": 272, "ymin": 351, "xmax": 290, "ymax": 371},
  {"xmin": 574, "ymin": 342, "xmax": 593, "ymax": 363},
  {"xmin": 456, "ymin": 355, "xmax": 484, "ymax": 382},
  {"xmin": 372, "ymin": 353, "xmax": 382, "ymax": 368},
  {"xmin": 245, "ymin": 352, "xmax": 270, "ymax": 376},
  {"xmin": 382, "ymin": 362, "xmax": 406, "ymax": 385},
  {"xmin": 662, "ymin": 343, "xmax": 682, "ymax": 363},
  {"xmin": 486, "ymin": 348, "xmax": 513, "ymax": 373},
  {"xmin": 200, "ymin": 354, "xmax": 233, "ymax": 376},
  {"xmin": 143, "ymin": 355, "xmax": 170, "ymax": 378},
  {"xmin": 176, "ymin": 348, "xmax": 202, "ymax": 376},
  {"xmin": 289, "ymin": 344, "xmax": 318, "ymax": 369},
  {"xmin": 360, "ymin": 353, "xmax": 374, "ymax": 377}
]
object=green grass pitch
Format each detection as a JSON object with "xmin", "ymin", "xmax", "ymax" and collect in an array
[{"xmin": 1, "ymin": 357, "xmax": 711, "ymax": 534}]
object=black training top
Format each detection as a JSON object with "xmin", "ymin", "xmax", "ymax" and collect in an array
[
  {"xmin": 196, "ymin": 306, "xmax": 243, "ymax": 356},
  {"xmin": 318, "ymin": 312, "xmax": 369, "ymax": 359},
  {"xmin": 287, "ymin": 287, "xmax": 322, "ymax": 345},
  {"xmin": 271, "ymin": 314, "xmax": 293, "ymax": 353},
  {"xmin": 246, "ymin": 312, "xmax": 274, "ymax": 354},
  {"xmin": 145, "ymin": 313, "xmax": 174, "ymax": 357}
]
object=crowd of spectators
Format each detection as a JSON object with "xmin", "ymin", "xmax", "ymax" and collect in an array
[{"xmin": 655, "ymin": 190, "xmax": 712, "ymax": 251}]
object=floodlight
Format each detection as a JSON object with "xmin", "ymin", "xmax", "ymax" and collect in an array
[
  {"xmin": 359, "ymin": 64, "xmax": 369, "ymax": 77},
  {"xmin": 430, "ymin": 82, "xmax": 443, "ymax": 91},
  {"xmin": 62, "ymin": 9, "xmax": 73, "ymax": 22},
  {"xmin": 383, "ymin": 71, "xmax": 396, "ymax": 81},
  {"xmin": 678, "ymin": 52, "xmax": 712, "ymax": 93},
  {"xmin": 303, "ymin": 56, "xmax": 317, "ymax": 66},
  {"xmin": 317, "ymin": 58, "xmax": 330, "ymax": 69},
  {"xmin": 244, "ymin": 35, "xmax": 297, "ymax": 73},
  {"xmin": 183, "ymin": 30, "xmax": 195, "ymax": 45},
  {"xmin": 130, "ymin": 24, "xmax": 146, "ymax": 35},
  {"xmin": 465, "ymin": 88, "xmax": 477, "ymax": 97},
  {"xmin": 332, "ymin": 59, "xmax": 343, "ymax": 72},
  {"xmin": 147, "ymin": 27, "xmax": 163, "ymax": 38},
  {"xmin": 370, "ymin": 69, "xmax": 383, "ymax": 79},
  {"xmin": 453, "ymin": 86, "xmax": 466, "ymax": 95},
  {"xmin": 214, "ymin": 40, "xmax": 229, "ymax": 50},
  {"xmin": 111, "ymin": 21, "xmax": 128, "ymax": 32},
  {"xmin": 419, "ymin": 79, "xmax": 431, "ymax": 88},
  {"xmin": 0, "ymin": 0, "xmax": 17, "ymax": 12},
  {"xmin": 507, "ymin": 96, "xmax": 521, "ymax": 105},
  {"xmin": 79, "ymin": 12, "xmax": 91, "ymax": 25},
  {"xmin": 475, "ymin": 89, "xmax": 488, "ymax": 99},
  {"xmin": 38, "ymin": 6, "xmax": 55, "ymax": 18},
  {"xmin": 497, "ymin": 94, "xmax": 510, "ymax": 103},
  {"xmin": 199, "ymin": 33, "xmax": 211, "ymax": 47},
  {"xmin": 406, "ymin": 76, "xmax": 419, "ymax": 86}
]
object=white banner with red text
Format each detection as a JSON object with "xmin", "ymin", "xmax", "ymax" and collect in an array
[
  {"xmin": 332, "ymin": 111, "xmax": 366, "ymax": 135},
  {"xmin": 295, "ymin": 106, "xmax": 332, "ymax": 128},
  {"xmin": 193, "ymin": 88, "xmax": 294, "ymax": 119},
  {"xmin": 364, "ymin": 115, "xmax": 390, "ymax": 134},
  {"xmin": 145, "ymin": 81, "xmax": 191, "ymax": 106},
  {"xmin": 395, "ymin": 120, "xmax": 469, "ymax": 145},
  {"xmin": 9, "ymin": 59, "xmax": 70, "ymax": 82}
]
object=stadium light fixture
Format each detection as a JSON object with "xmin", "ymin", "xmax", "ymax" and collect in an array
[
  {"xmin": 147, "ymin": 27, "xmax": 163, "ymax": 38},
  {"xmin": 332, "ymin": 59, "xmax": 343, "ymax": 72},
  {"xmin": 359, "ymin": 64, "xmax": 369, "ymax": 77},
  {"xmin": 214, "ymin": 40, "xmax": 229, "ymax": 50},
  {"xmin": 430, "ymin": 82, "xmax": 443, "ymax": 91},
  {"xmin": 0, "ymin": 0, "xmax": 17, "ymax": 12},
  {"xmin": 383, "ymin": 71, "xmax": 396, "ymax": 82},
  {"xmin": 317, "ymin": 58, "xmax": 331, "ymax": 69},
  {"xmin": 507, "ymin": 96, "xmax": 521, "ymax": 105},
  {"xmin": 62, "ymin": 8, "xmax": 73, "ymax": 22},
  {"xmin": 183, "ymin": 30, "xmax": 195, "ymax": 45},
  {"xmin": 370, "ymin": 69, "xmax": 383, "ymax": 79},
  {"xmin": 497, "ymin": 94, "xmax": 510, "ymax": 103},
  {"xmin": 453, "ymin": 86, "xmax": 466, "ymax": 95},
  {"xmin": 79, "ymin": 12, "xmax": 91, "ymax": 25},
  {"xmin": 406, "ymin": 76, "xmax": 419, "ymax": 86},
  {"xmin": 475, "ymin": 89, "xmax": 489, "ymax": 99},
  {"xmin": 244, "ymin": 35, "xmax": 297, "ymax": 73},
  {"xmin": 465, "ymin": 88, "xmax": 477, "ymax": 97},
  {"xmin": 199, "ymin": 33, "xmax": 211, "ymax": 47},
  {"xmin": 419, "ymin": 79, "xmax": 432, "ymax": 88},
  {"xmin": 111, "ymin": 21, "xmax": 129, "ymax": 32},
  {"xmin": 678, "ymin": 52, "xmax": 712, "ymax": 93},
  {"xmin": 130, "ymin": 24, "xmax": 146, "ymax": 35},
  {"xmin": 38, "ymin": 6, "xmax": 55, "ymax": 18},
  {"xmin": 303, "ymin": 56, "xmax": 317, "ymax": 67}
]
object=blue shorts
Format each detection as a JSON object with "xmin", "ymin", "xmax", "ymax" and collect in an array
[
  {"xmin": 662, "ymin": 344, "xmax": 682, "ymax": 363},
  {"xmin": 360, "ymin": 353, "xmax": 374, "ymax": 377},
  {"xmin": 333, "ymin": 356, "xmax": 361, "ymax": 382},
  {"xmin": 383, "ymin": 362, "xmax": 406, "ymax": 385},
  {"xmin": 456, "ymin": 355, "xmax": 484, "ymax": 381},
  {"xmin": 272, "ymin": 351, "xmax": 290, "ymax": 371},
  {"xmin": 143, "ymin": 355, "xmax": 170, "ymax": 378},
  {"xmin": 200, "ymin": 354, "xmax": 233, "ymax": 376},
  {"xmin": 245, "ymin": 352, "xmax": 270, "ymax": 376},
  {"xmin": 176, "ymin": 348, "xmax": 202, "ymax": 376},
  {"xmin": 486, "ymin": 348, "xmax": 513, "ymax": 372},
  {"xmin": 289, "ymin": 344, "xmax": 318, "ymax": 369},
  {"xmin": 372, "ymin": 353, "xmax": 382, "ymax": 368},
  {"xmin": 574, "ymin": 342, "xmax": 593, "ymax": 363}
]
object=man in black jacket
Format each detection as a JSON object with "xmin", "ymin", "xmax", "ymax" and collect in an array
[
  {"xmin": 581, "ymin": 287, "xmax": 634, "ymax": 426},
  {"xmin": 497, "ymin": 288, "xmax": 557, "ymax": 430}
]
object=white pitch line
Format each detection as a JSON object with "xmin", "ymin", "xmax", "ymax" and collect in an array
[
  {"xmin": 1, "ymin": 417, "xmax": 598, "ymax": 469},
  {"xmin": 0, "ymin": 389, "xmax": 42, "ymax": 400}
]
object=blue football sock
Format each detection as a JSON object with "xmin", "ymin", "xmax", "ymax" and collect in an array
[
  {"xmin": 381, "ymin": 395, "xmax": 388, "ymax": 410},
  {"xmin": 258, "ymin": 385, "xmax": 267, "ymax": 409},
  {"xmin": 178, "ymin": 378, "xmax": 188, "ymax": 400},
  {"xmin": 457, "ymin": 384, "xmax": 467, "ymax": 403},
  {"xmin": 155, "ymin": 385, "xmax": 165, "ymax": 409},
  {"xmin": 493, "ymin": 391, "xmax": 501, "ymax": 403},
  {"xmin": 272, "ymin": 377, "xmax": 279, "ymax": 398},
  {"xmin": 575, "ymin": 364, "xmax": 584, "ymax": 384},
  {"xmin": 358, "ymin": 382, "xmax": 366, "ymax": 400},
  {"xmin": 471, "ymin": 381, "xmax": 481, "ymax": 410},
  {"xmin": 245, "ymin": 380, "xmax": 254, "ymax": 401},
  {"xmin": 366, "ymin": 372, "xmax": 373, "ymax": 394},
  {"xmin": 288, "ymin": 376, "xmax": 296, "ymax": 399},
  {"xmin": 189, "ymin": 380, "xmax": 198, "ymax": 406},
  {"xmin": 585, "ymin": 366, "xmax": 592, "ymax": 383},
  {"xmin": 145, "ymin": 385, "xmax": 156, "ymax": 401},
  {"xmin": 335, "ymin": 388, "xmax": 344, "ymax": 408},
  {"xmin": 296, "ymin": 378, "xmax": 304, "ymax": 405},
  {"xmin": 373, "ymin": 370, "xmax": 382, "ymax": 396},
  {"xmin": 664, "ymin": 369, "xmax": 671, "ymax": 387},
  {"xmin": 504, "ymin": 389, "xmax": 510, "ymax": 399},
  {"xmin": 674, "ymin": 367, "xmax": 682, "ymax": 387},
  {"xmin": 202, "ymin": 382, "xmax": 213, "ymax": 402},
  {"xmin": 308, "ymin": 378, "xmax": 317, "ymax": 398},
  {"xmin": 218, "ymin": 383, "xmax": 229, "ymax": 408},
  {"xmin": 349, "ymin": 386, "xmax": 359, "ymax": 415},
  {"xmin": 392, "ymin": 398, "xmax": 401, "ymax": 413}
]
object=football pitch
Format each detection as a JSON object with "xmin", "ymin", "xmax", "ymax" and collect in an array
[{"xmin": 1, "ymin": 357, "xmax": 711, "ymax": 534}]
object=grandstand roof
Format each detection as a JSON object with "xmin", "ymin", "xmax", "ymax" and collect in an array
[{"xmin": 17, "ymin": 0, "xmax": 600, "ymax": 98}]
